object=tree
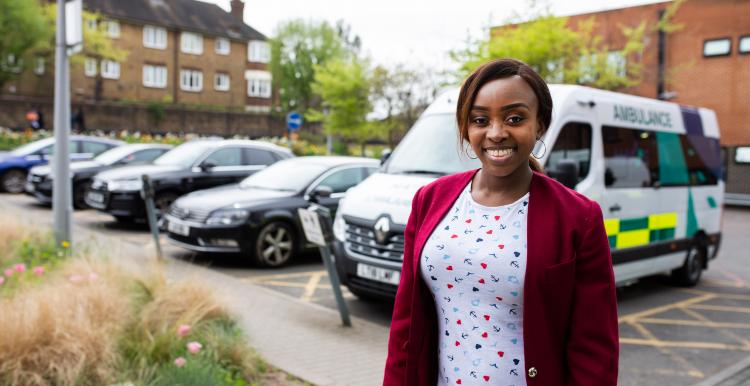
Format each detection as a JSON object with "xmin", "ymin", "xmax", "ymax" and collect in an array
[
  {"xmin": 0, "ymin": 0, "xmax": 51, "ymax": 88},
  {"xmin": 452, "ymin": 0, "xmax": 683, "ymax": 91},
  {"xmin": 269, "ymin": 19, "xmax": 357, "ymax": 115}
]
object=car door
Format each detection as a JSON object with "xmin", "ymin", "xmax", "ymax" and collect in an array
[
  {"xmin": 127, "ymin": 148, "xmax": 169, "ymax": 165},
  {"xmin": 193, "ymin": 146, "xmax": 245, "ymax": 190},
  {"xmin": 306, "ymin": 166, "xmax": 373, "ymax": 218},
  {"xmin": 76, "ymin": 140, "xmax": 113, "ymax": 161},
  {"xmin": 240, "ymin": 147, "xmax": 279, "ymax": 180}
]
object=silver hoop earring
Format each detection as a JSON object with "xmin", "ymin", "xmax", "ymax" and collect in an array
[
  {"xmin": 532, "ymin": 139, "xmax": 546, "ymax": 159},
  {"xmin": 467, "ymin": 153, "xmax": 478, "ymax": 159}
]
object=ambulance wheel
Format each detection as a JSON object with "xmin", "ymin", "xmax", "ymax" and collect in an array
[{"xmin": 671, "ymin": 240, "xmax": 706, "ymax": 287}]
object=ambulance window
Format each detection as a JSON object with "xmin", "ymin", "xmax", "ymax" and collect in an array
[
  {"xmin": 545, "ymin": 122, "xmax": 592, "ymax": 183},
  {"xmin": 680, "ymin": 135, "xmax": 721, "ymax": 185},
  {"xmin": 602, "ymin": 126, "xmax": 660, "ymax": 188}
]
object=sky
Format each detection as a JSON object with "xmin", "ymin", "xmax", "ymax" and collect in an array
[{"xmin": 206, "ymin": 0, "xmax": 668, "ymax": 73}]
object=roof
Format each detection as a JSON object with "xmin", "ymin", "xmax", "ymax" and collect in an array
[
  {"xmin": 83, "ymin": 0, "xmax": 266, "ymax": 41},
  {"xmin": 290, "ymin": 156, "xmax": 380, "ymax": 167}
]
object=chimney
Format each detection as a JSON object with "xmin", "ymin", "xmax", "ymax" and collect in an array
[{"xmin": 230, "ymin": 0, "xmax": 244, "ymax": 21}]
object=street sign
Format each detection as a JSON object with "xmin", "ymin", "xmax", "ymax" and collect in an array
[
  {"xmin": 65, "ymin": 0, "xmax": 83, "ymax": 56},
  {"xmin": 286, "ymin": 111, "xmax": 302, "ymax": 131},
  {"xmin": 298, "ymin": 208, "xmax": 326, "ymax": 246}
]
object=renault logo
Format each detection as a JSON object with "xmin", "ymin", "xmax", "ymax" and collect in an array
[{"xmin": 374, "ymin": 216, "xmax": 390, "ymax": 245}]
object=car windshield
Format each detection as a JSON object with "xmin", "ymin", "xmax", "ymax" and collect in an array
[
  {"xmin": 385, "ymin": 113, "xmax": 480, "ymax": 175},
  {"xmin": 10, "ymin": 138, "xmax": 54, "ymax": 156},
  {"xmin": 93, "ymin": 145, "xmax": 137, "ymax": 165},
  {"xmin": 239, "ymin": 159, "xmax": 329, "ymax": 192},
  {"xmin": 153, "ymin": 142, "xmax": 214, "ymax": 168}
]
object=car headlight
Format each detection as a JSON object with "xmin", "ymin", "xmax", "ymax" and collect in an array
[
  {"xmin": 107, "ymin": 179, "xmax": 143, "ymax": 192},
  {"xmin": 206, "ymin": 209, "xmax": 250, "ymax": 226},
  {"xmin": 333, "ymin": 206, "xmax": 346, "ymax": 242}
]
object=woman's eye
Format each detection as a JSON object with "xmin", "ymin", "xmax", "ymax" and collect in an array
[
  {"xmin": 507, "ymin": 116, "xmax": 525, "ymax": 125},
  {"xmin": 471, "ymin": 117, "xmax": 488, "ymax": 125}
]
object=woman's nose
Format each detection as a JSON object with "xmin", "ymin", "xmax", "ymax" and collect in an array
[{"xmin": 487, "ymin": 120, "xmax": 508, "ymax": 140}]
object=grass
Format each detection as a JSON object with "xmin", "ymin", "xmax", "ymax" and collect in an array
[{"xmin": 0, "ymin": 219, "xmax": 296, "ymax": 386}]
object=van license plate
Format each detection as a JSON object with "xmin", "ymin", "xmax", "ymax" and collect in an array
[
  {"xmin": 167, "ymin": 219, "xmax": 190, "ymax": 236},
  {"xmin": 356, "ymin": 263, "xmax": 400, "ymax": 285}
]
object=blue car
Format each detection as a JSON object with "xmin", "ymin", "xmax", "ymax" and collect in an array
[{"xmin": 0, "ymin": 135, "xmax": 124, "ymax": 193}]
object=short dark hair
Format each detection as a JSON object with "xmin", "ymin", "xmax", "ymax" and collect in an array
[{"xmin": 456, "ymin": 58, "xmax": 553, "ymax": 171}]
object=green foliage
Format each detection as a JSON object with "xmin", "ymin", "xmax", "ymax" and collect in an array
[
  {"xmin": 269, "ymin": 19, "xmax": 355, "ymax": 114},
  {"xmin": 147, "ymin": 102, "xmax": 167, "ymax": 125},
  {"xmin": 0, "ymin": 0, "xmax": 52, "ymax": 87}
]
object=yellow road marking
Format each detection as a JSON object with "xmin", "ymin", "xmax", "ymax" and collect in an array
[
  {"xmin": 689, "ymin": 304, "xmax": 750, "ymax": 314},
  {"xmin": 680, "ymin": 289, "xmax": 750, "ymax": 301},
  {"xmin": 681, "ymin": 307, "xmax": 750, "ymax": 347},
  {"xmin": 620, "ymin": 337, "xmax": 750, "ymax": 352},
  {"xmin": 639, "ymin": 317, "xmax": 750, "ymax": 330},
  {"xmin": 618, "ymin": 294, "xmax": 716, "ymax": 323},
  {"xmin": 627, "ymin": 321, "xmax": 704, "ymax": 378},
  {"xmin": 300, "ymin": 272, "xmax": 325, "ymax": 302},
  {"xmin": 249, "ymin": 270, "xmax": 328, "ymax": 282}
]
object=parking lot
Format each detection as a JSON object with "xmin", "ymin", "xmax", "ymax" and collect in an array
[{"xmin": 2, "ymin": 192, "xmax": 750, "ymax": 385}]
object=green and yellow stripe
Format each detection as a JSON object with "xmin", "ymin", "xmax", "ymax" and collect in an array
[{"xmin": 605, "ymin": 212, "xmax": 677, "ymax": 249}]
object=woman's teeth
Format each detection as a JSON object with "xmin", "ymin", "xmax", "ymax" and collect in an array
[{"xmin": 486, "ymin": 148, "xmax": 513, "ymax": 157}]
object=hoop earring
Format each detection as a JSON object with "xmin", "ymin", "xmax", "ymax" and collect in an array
[
  {"xmin": 531, "ymin": 139, "xmax": 546, "ymax": 159},
  {"xmin": 468, "ymin": 153, "xmax": 478, "ymax": 159}
]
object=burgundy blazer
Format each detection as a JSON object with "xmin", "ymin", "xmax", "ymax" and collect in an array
[{"xmin": 383, "ymin": 169, "xmax": 618, "ymax": 386}]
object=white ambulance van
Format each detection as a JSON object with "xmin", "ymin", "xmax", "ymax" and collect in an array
[{"xmin": 332, "ymin": 85, "xmax": 724, "ymax": 300}]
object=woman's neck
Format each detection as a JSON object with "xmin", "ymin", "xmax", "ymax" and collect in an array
[{"xmin": 471, "ymin": 165, "xmax": 533, "ymax": 207}]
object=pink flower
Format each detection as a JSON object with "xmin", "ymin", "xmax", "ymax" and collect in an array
[
  {"xmin": 186, "ymin": 341, "xmax": 202, "ymax": 354},
  {"xmin": 4, "ymin": 268, "xmax": 13, "ymax": 278},
  {"xmin": 13, "ymin": 264, "xmax": 26, "ymax": 273},
  {"xmin": 177, "ymin": 324, "xmax": 191, "ymax": 337},
  {"xmin": 33, "ymin": 266, "xmax": 45, "ymax": 276},
  {"xmin": 68, "ymin": 274, "xmax": 84, "ymax": 283},
  {"xmin": 174, "ymin": 357, "xmax": 186, "ymax": 367}
]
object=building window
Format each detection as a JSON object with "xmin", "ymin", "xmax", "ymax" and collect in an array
[
  {"xmin": 607, "ymin": 51, "xmax": 626, "ymax": 78},
  {"xmin": 143, "ymin": 64, "xmax": 167, "ymax": 88},
  {"xmin": 736, "ymin": 147, "xmax": 750, "ymax": 164},
  {"xmin": 214, "ymin": 73, "xmax": 230, "ymax": 91},
  {"xmin": 85, "ymin": 18, "xmax": 97, "ymax": 31},
  {"xmin": 143, "ymin": 25, "xmax": 167, "ymax": 49},
  {"xmin": 84, "ymin": 57, "xmax": 97, "ymax": 77},
  {"xmin": 181, "ymin": 32, "xmax": 203, "ymax": 55},
  {"xmin": 103, "ymin": 20, "xmax": 120, "ymax": 38},
  {"xmin": 34, "ymin": 57, "xmax": 45, "ymax": 75},
  {"xmin": 245, "ymin": 70, "xmax": 271, "ymax": 98},
  {"xmin": 703, "ymin": 38, "xmax": 731, "ymax": 57},
  {"xmin": 577, "ymin": 53, "xmax": 598, "ymax": 84},
  {"xmin": 248, "ymin": 40, "xmax": 270, "ymax": 63},
  {"xmin": 101, "ymin": 60, "xmax": 120, "ymax": 79},
  {"xmin": 180, "ymin": 69, "xmax": 203, "ymax": 92},
  {"xmin": 1, "ymin": 54, "xmax": 22, "ymax": 73},
  {"xmin": 740, "ymin": 36, "xmax": 750, "ymax": 54},
  {"xmin": 215, "ymin": 37, "xmax": 230, "ymax": 55}
]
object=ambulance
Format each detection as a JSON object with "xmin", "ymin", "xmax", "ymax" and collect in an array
[{"xmin": 332, "ymin": 85, "xmax": 724, "ymax": 299}]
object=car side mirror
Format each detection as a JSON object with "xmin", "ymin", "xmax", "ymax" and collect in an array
[
  {"xmin": 549, "ymin": 159, "xmax": 578, "ymax": 189},
  {"xmin": 380, "ymin": 149, "xmax": 392, "ymax": 166},
  {"xmin": 200, "ymin": 161, "xmax": 216, "ymax": 171},
  {"xmin": 309, "ymin": 185, "xmax": 333, "ymax": 204}
]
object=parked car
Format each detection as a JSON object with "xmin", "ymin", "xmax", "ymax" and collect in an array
[
  {"xmin": 26, "ymin": 143, "xmax": 173, "ymax": 208},
  {"xmin": 0, "ymin": 136, "xmax": 124, "ymax": 193},
  {"xmin": 85, "ymin": 139, "xmax": 294, "ymax": 222},
  {"xmin": 163, "ymin": 156, "xmax": 379, "ymax": 267}
]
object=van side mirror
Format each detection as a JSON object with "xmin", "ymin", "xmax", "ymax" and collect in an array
[
  {"xmin": 550, "ymin": 159, "xmax": 578, "ymax": 189},
  {"xmin": 380, "ymin": 149, "xmax": 392, "ymax": 166}
]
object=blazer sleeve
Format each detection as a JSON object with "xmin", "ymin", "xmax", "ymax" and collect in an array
[
  {"xmin": 566, "ymin": 200, "xmax": 619, "ymax": 386},
  {"xmin": 383, "ymin": 186, "xmax": 423, "ymax": 386}
]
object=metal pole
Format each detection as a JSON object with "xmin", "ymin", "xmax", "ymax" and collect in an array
[
  {"xmin": 53, "ymin": 0, "xmax": 72, "ymax": 248},
  {"xmin": 312, "ymin": 204, "xmax": 351, "ymax": 327},
  {"xmin": 140, "ymin": 175, "xmax": 163, "ymax": 261}
]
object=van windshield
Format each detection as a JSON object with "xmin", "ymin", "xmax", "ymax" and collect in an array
[{"xmin": 385, "ymin": 114, "xmax": 480, "ymax": 175}]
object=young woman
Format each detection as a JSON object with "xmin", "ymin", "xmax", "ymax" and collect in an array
[{"xmin": 383, "ymin": 59, "xmax": 619, "ymax": 386}]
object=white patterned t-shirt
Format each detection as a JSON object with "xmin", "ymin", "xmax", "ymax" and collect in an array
[{"xmin": 420, "ymin": 181, "xmax": 528, "ymax": 386}]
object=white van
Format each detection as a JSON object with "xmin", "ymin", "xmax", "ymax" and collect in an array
[{"xmin": 332, "ymin": 85, "xmax": 724, "ymax": 299}]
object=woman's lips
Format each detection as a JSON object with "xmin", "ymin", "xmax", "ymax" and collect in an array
[{"xmin": 483, "ymin": 147, "xmax": 515, "ymax": 163}]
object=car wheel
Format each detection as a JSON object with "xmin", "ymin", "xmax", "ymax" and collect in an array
[
  {"xmin": 252, "ymin": 221, "xmax": 296, "ymax": 267},
  {"xmin": 153, "ymin": 192, "xmax": 178, "ymax": 217},
  {"xmin": 73, "ymin": 182, "xmax": 90, "ymax": 209},
  {"xmin": 1, "ymin": 169, "xmax": 26, "ymax": 193},
  {"xmin": 671, "ymin": 239, "xmax": 706, "ymax": 287}
]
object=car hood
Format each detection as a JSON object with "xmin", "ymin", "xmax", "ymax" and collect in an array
[
  {"xmin": 336, "ymin": 172, "xmax": 436, "ymax": 226},
  {"xmin": 175, "ymin": 184, "xmax": 296, "ymax": 213},
  {"xmin": 31, "ymin": 160, "xmax": 104, "ymax": 177},
  {"xmin": 0, "ymin": 152, "xmax": 21, "ymax": 164},
  {"xmin": 94, "ymin": 164, "xmax": 181, "ymax": 181}
]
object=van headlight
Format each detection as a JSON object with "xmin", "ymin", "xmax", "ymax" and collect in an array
[
  {"xmin": 206, "ymin": 209, "xmax": 250, "ymax": 226},
  {"xmin": 108, "ymin": 179, "xmax": 142, "ymax": 192},
  {"xmin": 333, "ymin": 207, "xmax": 346, "ymax": 241}
]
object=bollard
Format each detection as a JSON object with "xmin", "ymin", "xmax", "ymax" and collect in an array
[{"xmin": 140, "ymin": 174, "xmax": 163, "ymax": 262}]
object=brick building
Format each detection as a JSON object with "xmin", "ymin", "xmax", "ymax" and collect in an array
[
  {"xmin": 1, "ymin": 0, "xmax": 282, "ymax": 137},
  {"xmin": 491, "ymin": 0, "xmax": 750, "ymax": 201}
]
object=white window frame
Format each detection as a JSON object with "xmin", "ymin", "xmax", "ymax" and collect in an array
[
  {"xmin": 101, "ymin": 60, "xmax": 120, "ymax": 79},
  {"xmin": 739, "ymin": 36, "xmax": 750, "ymax": 54},
  {"xmin": 703, "ymin": 38, "xmax": 731, "ymax": 57},
  {"xmin": 143, "ymin": 64, "xmax": 167, "ymax": 88},
  {"xmin": 84, "ymin": 57, "xmax": 97, "ymax": 77},
  {"xmin": 215, "ymin": 37, "xmax": 230, "ymax": 55},
  {"xmin": 248, "ymin": 40, "xmax": 270, "ymax": 63},
  {"xmin": 180, "ymin": 69, "xmax": 203, "ymax": 92},
  {"xmin": 606, "ymin": 50, "xmax": 627, "ymax": 78},
  {"xmin": 181, "ymin": 32, "xmax": 203, "ymax": 55},
  {"xmin": 245, "ymin": 70, "xmax": 272, "ymax": 98},
  {"xmin": 34, "ymin": 57, "xmax": 45, "ymax": 75},
  {"xmin": 103, "ymin": 20, "xmax": 120, "ymax": 38},
  {"xmin": 143, "ymin": 25, "xmax": 167, "ymax": 50},
  {"xmin": 214, "ymin": 72, "xmax": 230, "ymax": 91}
]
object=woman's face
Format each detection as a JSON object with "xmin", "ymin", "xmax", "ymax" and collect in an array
[{"xmin": 467, "ymin": 75, "xmax": 540, "ymax": 179}]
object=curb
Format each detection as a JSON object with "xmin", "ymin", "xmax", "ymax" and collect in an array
[{"xmin": 692, "ymin": 354, "xmax": 750, "ymax": 386}]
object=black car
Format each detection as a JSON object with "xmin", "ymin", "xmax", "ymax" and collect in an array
[
  {"xmin": 26, "ymin": 143, "xmax": 173, "ymax": 208},
  {"xmin": 163, "ymin": 156, "xmax": 379, "ymax": 267},
  {"xmin": 85, "ymin": 139, "xmax": 293, "ymax": 222}
]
